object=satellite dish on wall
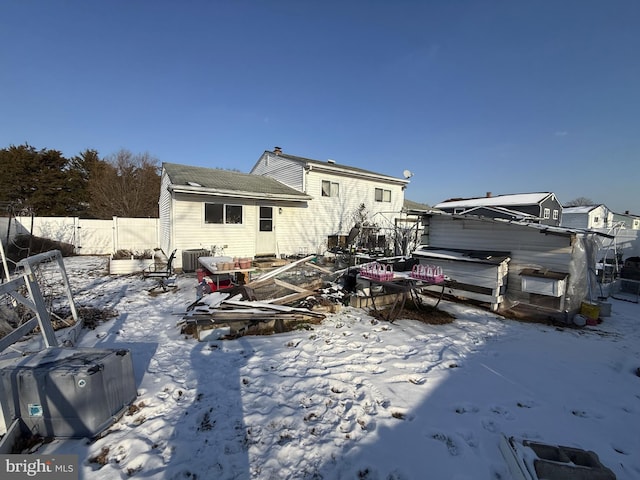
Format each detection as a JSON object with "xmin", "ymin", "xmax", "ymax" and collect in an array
[{"xmin": 403, "ymin": 169, "xmax": 414, "ymax": 179}]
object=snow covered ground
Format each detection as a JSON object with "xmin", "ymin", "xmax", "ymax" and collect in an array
[{"xmin": 8, "ymin": 256, "xmax": 640, "ymax": 479}]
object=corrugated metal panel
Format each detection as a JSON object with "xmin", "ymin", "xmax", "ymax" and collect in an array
[
  {"xmin": 426, "ymin": 216, "xmax": 577, "ymax": 306},
  {"xmin": 429, "ymin": 217, "xmax": 573, "ymax": 267}
]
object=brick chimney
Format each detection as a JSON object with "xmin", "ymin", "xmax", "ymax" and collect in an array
[
  {"xmin": 274, "ymin": 146, "xmax": 282, "ymax": 155},
  {"xmin": 486, "ymin": 192, "xmax": 492, "ymax": 198}
]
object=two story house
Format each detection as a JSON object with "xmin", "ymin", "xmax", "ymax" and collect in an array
[
  {"xmin": 434, "ymin": 192, "xmax": 563, "ymax": 226},
  {"xmin": 251, "ymin": 147, "xmax": 410, "ymax": 255},
  {"xmin": 560, "ymin": 205, "xmax": 613, "ymax": 230},
  {"xmin": 612, "ymin": 211, "xmax": 640, "ymax": 230},
  {"xmin": 159, "ymin": 148, "xmax": 409, "ymax": 270}
]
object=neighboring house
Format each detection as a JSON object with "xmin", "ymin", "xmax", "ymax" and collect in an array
[
  {"xmin": 612, "ymin": 211, "xmax": 640, "ymax": 230},
  {"xmin": 610, "ymin": 211, "xmax": 640, "ymax": 260},
  {"xmin": 251, "ymin": 147, "xmax": 409, "ymax": 254},
  {"xmin": 159, "ymin": 163, "xmax": 312, "ymax": 270},
  {"xmin": 413, "ymin": 211, "xmax": 609, "ymax": 319},
  {"xmin": 562, "ymin": 206, "xmax": 640, "ymax": 264},
  {"xmin": 561, "ymin": 205, "xmax": 613, "ymax": 230},
  {"xmin": 434, "ymin": 192, "xmax": 563, "ymax": 226}
]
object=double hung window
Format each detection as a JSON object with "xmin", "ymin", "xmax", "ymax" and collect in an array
[
  {"xmin": 375, "ymin": 188, "xmax": 391, "ymax": 202},
  {"xmin": 322, "ymin": 180, "xmax": 339, "ymax": 197}
]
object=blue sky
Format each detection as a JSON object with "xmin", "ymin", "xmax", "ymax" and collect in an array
[{"xmin": 1, "ymin": 1, "xmax": 638, "ymax": 213}]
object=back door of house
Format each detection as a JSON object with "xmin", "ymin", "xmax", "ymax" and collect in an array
[{"xmin": 256, "ymin": 206, "xmax": 276, "ymax": 256}]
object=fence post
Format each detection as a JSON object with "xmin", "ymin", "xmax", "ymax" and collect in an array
[
  {"xmin": 73, "ymin": 216, "xmax": 80, "ymax": 254},
  {"xmin": 113, "ymin": 216, "xmax": 118, "ymax": 253}
]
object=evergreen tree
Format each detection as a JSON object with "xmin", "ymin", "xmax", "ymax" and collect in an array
[
  {"xmin": 0, "ymin": 144, "xmax": 86, "ymax": 215},
  {"xmin": 0, "ymin": 144, "xmax": 160, "ymax": 218}
]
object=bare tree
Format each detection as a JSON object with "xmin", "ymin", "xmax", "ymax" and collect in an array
[
  {"xmin": 564, "ymin": 197, "xmax": 595, "ymax": 207},
  {"xmin": 88, "ymin": 150, "xmax": 160, "ymax": 218}
]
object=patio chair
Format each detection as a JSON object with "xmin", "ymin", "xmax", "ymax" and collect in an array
[{"xmin": 143, "ymin": 249, "xmax": 177, "ymax": 291}]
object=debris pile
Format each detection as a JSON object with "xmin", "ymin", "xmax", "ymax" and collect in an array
[{"xmin": 179, "ymin": 256, "xmax": 347, "ymax": 340}]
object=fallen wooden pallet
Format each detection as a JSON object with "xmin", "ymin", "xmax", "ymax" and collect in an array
[{"xmin": 179, "ymin": 299, "xmax": 325, "ymax": 340}]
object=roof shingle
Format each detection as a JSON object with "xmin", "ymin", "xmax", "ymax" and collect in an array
[{"xmin": 163, "ymin": 162, "xmax": 310, "ymax": 198}]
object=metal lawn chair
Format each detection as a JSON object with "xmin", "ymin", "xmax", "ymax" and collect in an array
[{"xmin": 142, "ymin": 249, "xmax": 177, "ymax": 292}]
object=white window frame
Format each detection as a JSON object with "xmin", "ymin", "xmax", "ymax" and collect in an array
[
  {"xmin": 543, "ymin": 208, "xmax": 551, "ymax": 219},
  {"xmin": 204, "ymin": 202, "xmax": 243, "ymax": 224},
  {"xmin": 552, "ymin": 210, "xmax": 559, "ymax": 220},
  {"xmin": 322, "ymin": 180, "xmax": 339, "ymax": 198},
  {"xmin": 375, "ymin": 188, "xmax": 391, "ymax": 203}
]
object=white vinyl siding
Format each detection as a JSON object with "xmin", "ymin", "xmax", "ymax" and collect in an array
[
  {"xmin": 159, "ymin": 170, "xmax": 173, "ymax": 255},
  {"xmin": 230, "ymin": 151, "xmax": 409, "ymax": 257},
  {"xmin": 170, "ymin": 194, "xmax": 256, "ymax": 268},
  {"xmin": 277, "ymin": 169, "xmax": 405, "ymax": 254},
  {"xmin": 251, "ymin": 153, "xmax": 305, "ymax": 192}
]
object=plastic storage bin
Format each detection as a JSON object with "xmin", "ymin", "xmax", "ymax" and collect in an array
[{"xmin": 0, "ymin": 347, "xmax": 137, "ymax": 438}]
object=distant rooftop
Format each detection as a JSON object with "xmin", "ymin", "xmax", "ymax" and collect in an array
[{"xmin": 435, "ymin": 192, "xmax": 554, "ymax": 209}]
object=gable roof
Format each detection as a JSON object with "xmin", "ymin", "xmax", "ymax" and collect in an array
[
  {"xmin": 162, "ymin": 163, "xmax": 311, "ymax": 201},
  {"xmin": 562, "ymin": 205, "xmax": 607, "ymax": 214},
  {"xmin": 256, "ymin": 150, "xmax": 409, "ymax": 186},
  {"xmin": 403, "ymin": 199, "xmax": 431, "ymax": 212},
  {"xmin": 462, "ymin": 205, "xmax": 539, "ymax": 221},
  {"xmin": 434, "ymin": 192, "xmax": 555, "ymax": 209}
]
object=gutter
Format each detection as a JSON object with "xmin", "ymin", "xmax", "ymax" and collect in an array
[
  {"xmin": 304, "ymin": 162, "xmax": 409, "ymax": 186},
  {"xmin": 169, "ymin": 185, "xmax": 312, "ymax": 202}
]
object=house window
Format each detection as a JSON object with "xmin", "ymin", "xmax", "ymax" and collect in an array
[
  {"xmin": 594, "ymin": 216, "xmax": 600, "ymax": 223},
  {"xmin": 453, "ymin": 208, "xmax": 465, "ymax": 214},
  {"xmin": 322, "ymin": 180, "xmax": 339, "ymax": 197},
  {"xmin": 552, "ymin": 210, "xmax": 559, "ymax": 220},
  {"xmin": 259, "ymin": 206, "xmax": 273, "ymax": 232},
  {"xmin": 543, "ymin": 208, "xmax": 550, "ymax": 219},
  {"xmin": 205, "ymin": 203, "xmax": 243, "ymax": 224},
  {"xmin": 375, "ymin": 188, "xmax": 391, "ymax": 202}
]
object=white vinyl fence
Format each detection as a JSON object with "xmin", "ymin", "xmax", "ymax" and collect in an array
[
  {"xmin": 1, "ymin": 215, "xmax": 638, "ymax": 259},
  {"xmin": 0, "ymin": 216, "xmax": 159, "ymax": 255}
]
